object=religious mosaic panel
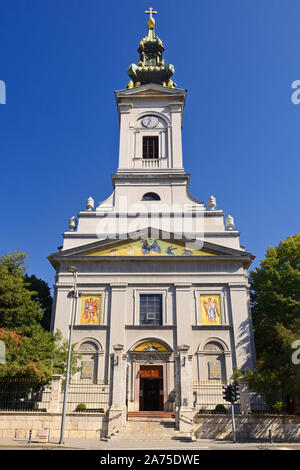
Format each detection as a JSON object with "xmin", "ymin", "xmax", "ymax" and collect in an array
[
  {"xmin": 200, "ymin": 294, "xmax": 222, "ymax": 325},
  {"xmin": 86, "ymin": 239, "xmax": 215, "ymax": 257},
  {"xmin": 80, "ymin": 295, "xmax": 102, "ymax": 325},
  {"xmin": 134, "ymin": 341, "xmax": 168, "ymax": 352}
]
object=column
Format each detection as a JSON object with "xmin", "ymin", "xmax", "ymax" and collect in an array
[
  {"xmin": 107, "ymin": 344, "xmax": 127, "ymax": 436},
  {"xmin": 177, "ymin": 345, "xmax": 194, "ymax": 437}
]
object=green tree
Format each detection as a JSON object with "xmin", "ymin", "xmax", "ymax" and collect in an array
[
  {"xmin": 24, "ymin": 274, "xmax": 52, "ymax": 330},
  {"xmin": 0, "ymin": 251, "xmax": 80, "ymax": 380},
  {"xmin": 240, "ymin": 234, "xmax": 300, "ymax": 408},
  {"xmin": 0, "ymin": 327, "xmax": 80, "ymax": 381},
  {"xmin": 0, "ymin": 251, "xmax": 43, "ymax": 330}
]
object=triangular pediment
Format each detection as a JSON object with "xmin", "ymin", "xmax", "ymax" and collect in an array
[
  {"xmin": 115, "ymin": 83, "xmax": 186, "ymax": 98},
  {"xmin": 48, "ymin": 228, "xmax": 254, "ymax": 266}
]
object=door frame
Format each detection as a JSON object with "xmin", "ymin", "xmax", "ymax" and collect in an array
[
  {"xmin": 139, "ymin": 365, "xmax": 164, "ymax": 411},
  {"xmin": 134, "ymin": 360, "xmax": 168, "ymax": 412}
]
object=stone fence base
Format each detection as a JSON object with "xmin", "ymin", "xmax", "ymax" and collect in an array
[
  {"xmin": 194, "ymin": 414, "xmax": 300, "ymax": 441},
  {"xmin": 1, "ymin": 411, "xmax": 300, "ymax": 442},
  {"xmin": 0, "ymin": 412, "xmax": 107, "ymax": 441}
]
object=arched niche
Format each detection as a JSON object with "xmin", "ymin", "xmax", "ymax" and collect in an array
[
  {"xmin": 197, "ymin": 338, "xmax": 231, "ymax": 384},
  {"xmin": 76, "ymin": 338, "xmax": 104, "ymax": 383}
]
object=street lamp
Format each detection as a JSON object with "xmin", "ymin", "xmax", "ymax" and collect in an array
[{"xmin": 59, "ymin": 266, "xmax": 78, "ymax": 444}]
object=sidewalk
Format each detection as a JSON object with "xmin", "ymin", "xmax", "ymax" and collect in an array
[{"xmin": 0, "ymin": 436, "xmax": 299, "ymax": 450}]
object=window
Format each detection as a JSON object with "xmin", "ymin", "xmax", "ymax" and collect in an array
[
  {"xmin": 140, "ymin": 294, "xmax": 162, "ymax": 325},
  {"xmin": 143, "ymin": 136, "xmax": 159, "ymax": 159},
  {"xmin": 142, "ymin": 192, "xmax": 161, "ymax": 201}
]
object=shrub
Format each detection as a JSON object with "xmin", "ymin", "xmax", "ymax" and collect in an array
[
  {"xmin": 271, "ymin": 401, "xmax": 283, "ymax": 414},
  {"xmin": 214, "ymin": 404, "xmax": 227, "ymax": 414},
  {"xmin": 75, "ymin": 403, "xmax": 87, "ymax": 411}
]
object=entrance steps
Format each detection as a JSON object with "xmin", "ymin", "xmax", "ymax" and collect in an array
[
  {"xmin": 107, "ymin": 414, "xmax": 193, "ymax": 442},
  {"xmin": 127, "ymin": 411, "xmax": 175, "ymax": 420}
]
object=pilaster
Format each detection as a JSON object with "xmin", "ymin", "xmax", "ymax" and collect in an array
[
  {"xmin": 108, "ymin": 283, "xmax": 128, "ymax": 354},
  {"xmin": 228, "ymin": 283, "xmax": 256, "ymax": 370},
  {"xmin": 174, "ymin": 283, "xmax": 192, "ymax": 346},
  {"xmin": 169, "ymin": 103, "xmax": 184, "ymax": 169},
  {"xmin": 118, "ymin": 104, "xmax": 133, "ymax": 170},
  {"xmin": 107, "ymin": 344, "xmax": 127, "ymax": 436},
  {"xmin": 176, "ymin": 345, "xmax": 194, "ymax": 437}
]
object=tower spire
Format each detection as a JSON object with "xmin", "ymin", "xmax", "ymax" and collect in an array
[
  {"xmin": 145, "ymin": 7, "xmax": 157, "ymax": 40},
  {"xmin": 126, "ymin": 8, "xmax": 176, "ymax": 89}
]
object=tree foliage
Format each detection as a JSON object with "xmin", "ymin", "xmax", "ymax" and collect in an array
[
  {"xmin": 0, "ymin": 251, "xmax": 43, "ymax": 330},
  {"xmin": 24, "ymin": 273, "xmax": 52, "ymax": 331},
  {"xmin": 242, "ymin": 234, "xmax": 300, "ymax": 400},
  {"xmin": 0, "ymin": 251, "xmax": 80, "ymax": 380}
]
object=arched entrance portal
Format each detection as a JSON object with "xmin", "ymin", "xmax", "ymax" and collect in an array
[{"xmin": 129, "ymin": 340, "xmax": 174, "ymax": 413}]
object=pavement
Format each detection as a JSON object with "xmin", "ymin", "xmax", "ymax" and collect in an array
[{"xmin": 0, "ymin": 436, "xmax": 299, "ymax": 451}]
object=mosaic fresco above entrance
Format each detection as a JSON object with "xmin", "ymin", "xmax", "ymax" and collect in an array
[
  {"xmin": 87, "ymin": 239, "xmax": 215, "ymax": 257},
  {"xmin": 134, "ymin": 341, "xmax": 168, "ymax": 352}
]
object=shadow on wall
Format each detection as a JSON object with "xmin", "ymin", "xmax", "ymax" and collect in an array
[
  {"xmin": 236, "ymin": 318, "xmax": 256, "ymax": 371},
  {"xmin": 194, "ymin": 414, "xmax": 300, "ymax": 441}
]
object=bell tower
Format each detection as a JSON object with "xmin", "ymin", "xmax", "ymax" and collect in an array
[{"xmin": 115, "ymin": 9, "xmax": 187, "ymax": 177}]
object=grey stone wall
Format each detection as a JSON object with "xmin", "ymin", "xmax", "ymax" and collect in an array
[
  {"xmin": 194, "ymin": 414, "xmax": 300, "ymax": 441},
  {"xmin": 0, "ymin": 412, "xmax": 107, "ymax": 441}
]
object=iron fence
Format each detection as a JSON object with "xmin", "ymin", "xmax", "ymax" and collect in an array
[
  {"xmin": 193, "ymin": 381, "xmax": 240, "ymax": 414},
  {"xmin": 249, "ymin": 392, "xmax": 270, "ymax": 413},
  {"xmin": 60, "ymin": 380, "xmax": 110, "ymax": 413},
  {"xmin": 249, "ymin": 392, "xmax": 289, "ymax": 414},
  {"xmin": 0, "ymin": 378, "xmax": 51, "ymax": 412}
]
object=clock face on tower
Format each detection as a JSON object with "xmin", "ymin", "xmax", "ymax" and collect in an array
[{"xmin": 142, "ymin": 115, "xmax": 159, "ymax": 128}]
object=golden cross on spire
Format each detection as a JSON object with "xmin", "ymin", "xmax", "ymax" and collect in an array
[{"xmin": 145, "ymin": 7, "xmax": 157, "ymax": 21}]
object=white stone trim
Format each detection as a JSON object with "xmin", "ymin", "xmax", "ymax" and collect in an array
[
  {"xmin": 134, "ymin": 110, "xmax": 171, "ymax": 127},
  {"xmin": 197, "ymin": 337, "xmax": 230, "ymax": 353},
  {"xmin": 194, "ymin": 288, "xmax": 229, "ymax": 326},
  {"xmin": 133, "ymin": 287, "xmax": 169, "ymax": 326},
  {"xmin": 196, "ymin": 337, "xmax": 231, "ymax": 383},
  {"xmin": 75, "ymin": 337, "xmax": 104, "ymax": 382}
]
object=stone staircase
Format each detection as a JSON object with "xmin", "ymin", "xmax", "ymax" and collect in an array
[{"xmin": 106, "ymin": 413, "xmax": 194, "ymax": 442}]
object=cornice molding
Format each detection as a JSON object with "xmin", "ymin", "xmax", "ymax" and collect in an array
[
  {"xmin": 110, "ymin": 283, "xmax": 128, "ymax": 290},
  {"xmin": 228, "ymin": 283, "xmax": 250, "ymax": 289}
]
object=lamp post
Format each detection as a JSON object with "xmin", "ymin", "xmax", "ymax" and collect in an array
[{"xmin": 59, "ymin": 266, "xmax": 78, "ymax": 445}]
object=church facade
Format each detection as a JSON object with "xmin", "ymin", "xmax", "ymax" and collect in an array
[{"xmin": 49, "ymin": 10, "xmax": 256, "ymax": 435}]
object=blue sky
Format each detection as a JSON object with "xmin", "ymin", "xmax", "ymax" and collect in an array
[{"xmin": 0, "ymin": 0, "xmax": 299, "ymax": 289}]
